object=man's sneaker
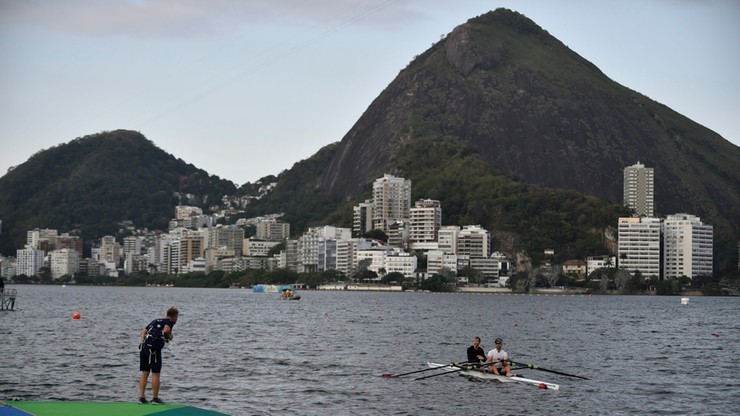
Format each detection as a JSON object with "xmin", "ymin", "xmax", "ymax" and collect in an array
[
  {"xmin": 138, "ymin": 397, "xmax": 148, "ymax": 404},
  {"xmin": 151, "ymin": 397, "xmax": 165, "ymax": 405}
]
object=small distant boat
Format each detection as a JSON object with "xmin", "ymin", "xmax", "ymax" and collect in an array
[{"xmin": 280, "ymin": 289, "xmax": 301, "ymax": 300}]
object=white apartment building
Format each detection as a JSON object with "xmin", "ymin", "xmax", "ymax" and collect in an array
[
  {"xmin": 437, "ymin": 226, "xmax": 460, "ymax": 254},
  {"xmin": 663, "ymin": 214, "xmax": 713, "ymax": 279},
  {"xmin": 123, "ymin": 236, "xmax": 143, "ymax": 255},
  {"xmin": 244, "ymin": 239, "xmax": 283, "ymax": 257},
  {"xmin": 372, "ymin": 174, "xmax": 411, "ymax": 233},
  {"xmin": 383, "ymin": 250, "xmax": 418, "ymax": 277},
  {"xmin": 297, "ymin": 226, "xmax": 352, "ymax": 273},
  {"xmin": 355, "ymin": 246, "xmax": 416, "ymax": 278},
  {"xmin": 586, "ymin": 255, "xmax": 617, "ymax": 276},
  {"xmin": 618, "ymin": 217, "xmax": 661, "ymax": 278},
  {"xmin": 256, "ymin": 220, "xmax": 290, "ymax": 241},
  {"xmin": 336, "ymin": 239, "xmax": 355, "ymax": 276},
  {"xmin": 50, "ymin": 248, "xmax": 79, "ymax": 279},
  {"xmin": 175, "ymin": 205, "xmax": 203, "ymax": 220},
  {"xmin": 205, "ymin": 247, "xmax": 236, "ymax": 272},
  {"xmin": 16, "ymin": 246, "xmax": 45, "ymax": 277},
  {"xmin": 99, "ymin": 236, "xmax": 122, "ymax": 263},
  {"xmin": 0, "ymin": 256, "xmax": 16, "ymax": 279},
  {"xmin": 208, "ymin": 225, "xmax": 245, "ymax": 256},
  {"xmin": 457, "ymin": 225, "xmax": 491, "ymax": 258},
  {"xmin": 469, "ymin": 257, "xmax": 503, "ymax": 278},
  {"xmin": 387, "ymin": 220, "xmax": 409, "ymax": 249},
  {"xmin": 623, "ymin": 162, "xmax": 655, "ymax": 217},
  {"xmin": 426, "ymin": 250, "xmax": 460, "ymax": 275},
  {"xmin": 409, "ymin": 199, "xmax": 442, "ymax": 250},
  {"xmin": 279, "ymin": 240, "xmax": 299, "ymax": 271},
  {"xmin": 26, "ymin": 228, "xmax": 58, "ymax": 252},
  {"xmin": 124, "ymin": 253, "xmax": 149, "ymax": 275},
  {"xmin": 352, "ymin": 200, "xmax": 373, "ymax": 237}
]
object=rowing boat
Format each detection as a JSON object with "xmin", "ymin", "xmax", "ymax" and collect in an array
[{"xmin": 427, "ymin": 362, "xmax": 560, "ymax": 390}]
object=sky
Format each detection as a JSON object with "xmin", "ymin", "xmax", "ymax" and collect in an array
[{"xmin": 1, "ymin": 0, "xmax": 738, "ymax": 186}]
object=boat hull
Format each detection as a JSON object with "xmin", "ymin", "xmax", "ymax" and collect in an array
[{"xmin": 427, "ymin": 362, "xmax": 560, "ymax": 390}]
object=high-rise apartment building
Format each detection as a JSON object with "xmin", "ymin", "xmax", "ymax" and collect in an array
[
  {"xmin": 16, "ymin": 246, "xmax": 45, "ymax": 277},
  {"xmin": 99, "ymin": 236, "xmax": 122, "ymax": 263},
  {"xmin": 663, "ymin": 214, "xmax": 713, "ymax": 279},
  {"xmin": 371, "ymin": 174, "xmax": 411, "ymax": 233},
  {"xmin": 457, "ymin": 225, "xmax": 491, "ymax": 259},
  {"xmin": 50, "ymin": 248, "xmax": 80, "ymax": 279},
  {"xmin": 437, "ymin": 226, "xmax": 460, "ymax": 254},
  {"xmin": 208, "ymin": 225, "xmax": 245, "ymax": 257},
  {"xmin": 618, "ymin": 217, "xmax": 661, "ymax": 278},
  {"xmin": 296, "ymin": 226, "xmax": 352, "ymax": 273},
  {"xmin": 255, "ymin": 220, "xmax": 290, "ymax": 241},
  {"xmin": 623, "ymin": 162, "xmax": 655, "ymax": 217},
  {"xmin": 352, "ymin": 200, "xmax": 373, "ymax": 237},
  {"xmin": 409, "ymin": 199, "xmax": 442, "ymax": 250}
]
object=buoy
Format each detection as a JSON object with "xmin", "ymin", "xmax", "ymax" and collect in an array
[
  {"xmin": 681, "ymin": 297, "xmax": 689, "ymax": 305},
  {"xmin": 72, "ymin": 312, "xmax": 81, "ymax": 320},
  {"xmin": 538, "ymin": 383, "xmax": 547, "ymax": 389}
]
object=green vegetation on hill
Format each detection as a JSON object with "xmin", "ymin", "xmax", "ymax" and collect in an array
[{"xmin": 0, "ymin": 130, "xmax": 236, "ymax": 255}]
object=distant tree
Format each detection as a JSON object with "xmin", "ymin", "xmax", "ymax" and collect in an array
[
  {"xmin": 419, "ymin": 274, "xmax": 454, "ymax": 292},
  {"xmin": 353, "ymin": 259, "xmax": 373, "ymax": 282},
  {"xmin": 459, "ymin": 266, "xmax": 484, "ymax": 286},
  {"xmin": 436, "ymin": 267, "xmax": 456, "ymax": 282},
  {"xmin": 382, "ymin": 272, "xmax": 405, "ymax": 285}
]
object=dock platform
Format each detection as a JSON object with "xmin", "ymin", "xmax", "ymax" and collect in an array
[{"xmin": 1, "ymin": 289, "xmax": 16, "ymax": 311}]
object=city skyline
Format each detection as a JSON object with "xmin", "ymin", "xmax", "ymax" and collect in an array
[{"xmin": 2, "ymin": 1, "xmax": 739, "ymax": 185}]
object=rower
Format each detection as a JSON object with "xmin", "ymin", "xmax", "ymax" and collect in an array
[
  {"xmin": 486, "ymin": 338, "xmax": 513, "ymax": 376},
  {"xmin": 467, "ymin": 336, "xmax": 486, "ymax": 365}
]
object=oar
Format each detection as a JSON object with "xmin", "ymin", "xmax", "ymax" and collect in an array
[
  {"xmin": 382, "ymin": 360, "xmax": 477, "ymax": 378},
  {"xmin": 414, "ymin": 364, "xmax": 479, "ymax": 381},
  {"xmin": 508, "ymin": 360, "xmax": 589, "ymax": 380}
]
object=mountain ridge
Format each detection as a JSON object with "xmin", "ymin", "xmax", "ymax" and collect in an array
[
  {"xmin": 1, "ymin": 8, "xmax": 738, "ymax": 274},
  {"xmin": 316, "ymin": 8, "xmax": 739, "ymax": 268}
]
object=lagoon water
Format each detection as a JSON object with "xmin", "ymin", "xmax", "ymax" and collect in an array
[{"xmin": 1, "ymin": 285, "xmax": 738, "ymax": 415}]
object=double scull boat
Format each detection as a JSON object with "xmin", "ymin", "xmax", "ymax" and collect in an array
[{"xmin": 427, "ymin": 362, "xmax": 560, "ymax": 390}]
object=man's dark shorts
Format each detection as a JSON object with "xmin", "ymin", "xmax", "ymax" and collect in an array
[{"xmin": 140, "ymin": 347, "xmax": 163, "ymax": 373}]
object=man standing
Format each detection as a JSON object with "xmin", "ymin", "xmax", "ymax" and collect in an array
[
  {"xmin": 486, "ymin": 338, "xmax": 513, "ymax": 376},
  {"xmin": 139, "ymin": 307, "xmax": 178, "ymax": 404},
  {"xmin": 467, "ymin": 336, "xmax": 486, "ymax": 363}
]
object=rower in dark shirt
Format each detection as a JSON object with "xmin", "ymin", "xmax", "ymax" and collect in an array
[{"xmin": 467, "ymin": 336, "xmax": 486, "ymax": 363}]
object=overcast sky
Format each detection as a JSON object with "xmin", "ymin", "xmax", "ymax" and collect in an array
[{"xmin": 1, "ymin": 0, "xmax": 738, "ymax": 185}]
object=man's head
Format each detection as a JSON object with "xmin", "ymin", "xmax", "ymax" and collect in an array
[{"xmin": 167, "ymin": 306, "xmax": 179, "ymax": 322}]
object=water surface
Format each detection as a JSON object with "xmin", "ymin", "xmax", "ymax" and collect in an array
[{"xmin": 1, "ymin": 285, "xmax": 738, "ymax": 415}]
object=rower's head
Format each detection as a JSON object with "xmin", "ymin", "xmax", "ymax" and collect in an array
[
  {"xmin": 494, "ymin": 338, "xmax": 503, "ymax": 350},
  {"xmin": 473, "ymin": 336, "xmax": 481, "ymax": 347}
]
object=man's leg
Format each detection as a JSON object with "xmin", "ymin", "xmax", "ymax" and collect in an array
[
  {"xmin": 152, "ymin": 372, "xmax": 160, "ymax": 398},
  {"xmin": 139, "ymin": 371, "xmax": 150, "ymax": 398}
]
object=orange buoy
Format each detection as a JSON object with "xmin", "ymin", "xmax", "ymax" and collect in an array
[{"xmin": 72, "ymin": 312, "xmax": 81, "ymax": 320}]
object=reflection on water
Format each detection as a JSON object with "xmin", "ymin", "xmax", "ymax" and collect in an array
[{"xmin": 1, "ymin": 285, "xmax": 738, "ymax": 415}]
